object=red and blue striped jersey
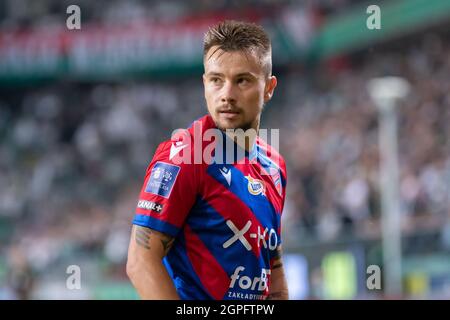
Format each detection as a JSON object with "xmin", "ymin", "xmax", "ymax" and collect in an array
[{"xmin": 132, "ymin": 114, "xmax": 287, "ymax": 300}]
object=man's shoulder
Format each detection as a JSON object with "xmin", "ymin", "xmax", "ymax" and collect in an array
[
  {"xmin": 152, "ymin": 114, "xmax": 216, "ymax": 163},
  {"xmin": 256, "ymin": 136, "xmax": 286, "ymax": 169}
]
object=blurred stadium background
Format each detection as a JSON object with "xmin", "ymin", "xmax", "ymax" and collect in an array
[{"xmin": 0, "ymin": 0, "xmax": 449, "ymax": 299}]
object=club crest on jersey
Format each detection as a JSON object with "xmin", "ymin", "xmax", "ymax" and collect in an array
[{"xmin": 245, "ymin": 175, "xmax": 266, "ymax": 196}]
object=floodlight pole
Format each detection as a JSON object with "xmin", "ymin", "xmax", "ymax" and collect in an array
[{"xmin": 367, "ymin": 77, "xmax": 410, "ymax": 297}]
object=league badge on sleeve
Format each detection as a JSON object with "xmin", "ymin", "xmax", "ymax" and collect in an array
[{"xmin": 145, "ymin": 161, "xmax": 181, "ymax": 198}]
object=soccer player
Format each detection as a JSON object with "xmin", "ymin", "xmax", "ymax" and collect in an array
[{"xmin": 126, "ymin": 20, "xmax": 288, "ymax": 300}]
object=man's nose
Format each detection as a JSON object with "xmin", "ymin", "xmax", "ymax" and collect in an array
[{"xmin": 221, "ymin": 81, "xmax": 237, "ymax": 104}]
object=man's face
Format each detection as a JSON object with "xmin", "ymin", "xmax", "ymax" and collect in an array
[{"xmin": 203, "ymin": 46, "xmax": 277, "ymax": 131}]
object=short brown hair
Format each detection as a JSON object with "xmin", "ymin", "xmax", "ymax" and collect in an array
[{"xmin": 203, "ymin": 20, "xmax": 272, "ymax": 76}]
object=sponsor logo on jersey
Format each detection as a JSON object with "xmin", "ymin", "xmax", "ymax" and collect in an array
[
  {"xmin": 137, "ymin": 199, "xmax": 163, "ymax": 213},
  {"xmin": 227, "ymin": 292, "xmax": 265, "ymax": 300},
  {"xmin": 244, "ymin": 175, "xmax": 266, "ymax": 196},
  {"xmin": 145, "ymin": 161, "xmax": 180, "ymax": 198},
  {"xmin": 229, "ymin": 266, "xmax": 271, "ymax": 292},
  {"xmin": 223, "ymin": 220, "xmax": 278, "ymax": 251}
]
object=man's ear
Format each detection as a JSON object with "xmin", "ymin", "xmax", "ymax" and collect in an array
[{"xmin": 264, "ymin": 76, "xmax": 277, "ymax": 103}]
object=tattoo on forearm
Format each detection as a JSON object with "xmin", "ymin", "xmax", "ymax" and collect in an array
[
  {"xmin": 273, "ymin": 247, "xmax": 282, "ymax": 260},
  {"xmin": 271, "ymin": 246, "xmax": 283, "ymax": 270},
  {"xmin": 160, "ymin": 237, "xmax": 175, "ymax": 254},
  {"xmin": 272, "ymin": 263, "xmax": 283, "ymax": 270},
  {"xmin": 266, "ymin": 292, "xmax": 285, "ymax": 300},
  {"xmin": 135, "ymin": 226, "xmax": 152, "ymax": 250},
  {"xmin": 134, "ymin": 226, "xmax": 175, "ymax": 254}
]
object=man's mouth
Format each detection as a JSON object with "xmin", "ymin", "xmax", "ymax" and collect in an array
[
  {"xmin": 218, "ymin": 110, "xmax": 240, "ymax": 120},
  {"xmin": 219, "ymin": 110, "xmax": 239, "ymax": 114}
]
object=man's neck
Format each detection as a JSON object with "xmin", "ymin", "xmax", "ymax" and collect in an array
[{"xmin": 224, "ymin": 127, "xmax": 258, "ymax": 153}]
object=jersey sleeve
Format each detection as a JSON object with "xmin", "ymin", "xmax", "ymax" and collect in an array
[
  {"xmin": 277, "ymin": 157, "xmax": 288, "ymax": 248},
  {"xmin": 280, "ymin": 158, "xmax": 288, "ymax": 215},
  {"xmin": 132, "ymin": 138, "xmax": 198, "ymax": 238}
]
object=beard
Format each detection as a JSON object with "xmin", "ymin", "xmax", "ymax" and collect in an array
[
  {"xmin": 214, "ymin": 110, "xmax": 258, "ymax": 132},
  {"xmin": 209, "ymin": 102, "xmax": 261, "ymax": 132},
  {"xmin": 215, "ymin": 119, "xmax": 254, "ymax": 132}
]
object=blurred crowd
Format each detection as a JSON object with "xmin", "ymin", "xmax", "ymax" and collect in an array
[
  {"xmin": 0, "ymin": 10, "xmax": 449, "ymax": 298},
  {"xmin": 0, "ymin": 79, "xmax": 205, "ymax": 298},
  {"xmin": 0, "ymin": 0, "xmax": 355, "ymax": 29},
  {"xmin": 279, "ymin": 32, "xmax": 450, "ymax": 247}
]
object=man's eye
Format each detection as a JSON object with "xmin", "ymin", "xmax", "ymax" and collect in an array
[
  {"xmin": 211, "ymin": 77, "xmax": 221, "ymax": 84},
  {"xmin": 237, "ymin": 78, "xmax": 250, "ymax": 84}
]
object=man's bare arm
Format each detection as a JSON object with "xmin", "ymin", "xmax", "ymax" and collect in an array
[
  {"xmin": 126, "ymin": 225, "xmax": 179, "ymax": 299},
  {"xmin": 267, "ymin": 245, "xmax": 289, "ymax": 300}
]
